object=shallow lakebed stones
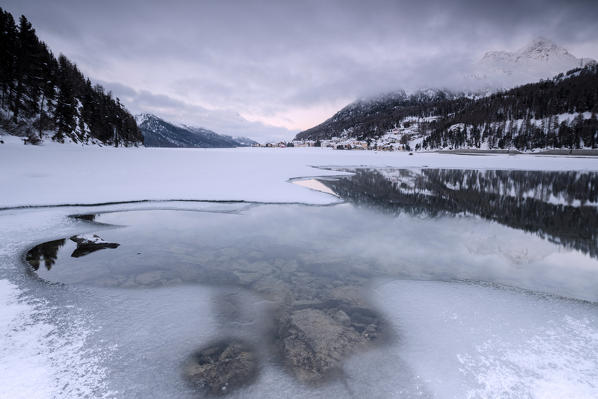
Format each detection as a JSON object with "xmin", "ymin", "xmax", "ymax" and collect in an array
[
  {"xmin": 275, "ymin": 299, "xmax": 383, "ymax": 383},
  {"xmin": 183, "ymin": 339, "xmax": 259, "ymax": 396},
  {"xmin": 25, "ymin": 224, "xmax": 388, "ymax": 393}
]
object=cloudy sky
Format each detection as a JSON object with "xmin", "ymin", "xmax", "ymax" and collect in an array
[{"xmin": 4, "ymin": 0, "xmax": 598, "ymax": 141}]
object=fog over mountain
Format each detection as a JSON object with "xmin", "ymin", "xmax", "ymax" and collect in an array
[
  {"xmin": 296, "ymin": 62, "xmax": 598, "ymax": 152},
  {"xmin": 473, "ymin": 37, "xmax": 595, "ymax": 88}
]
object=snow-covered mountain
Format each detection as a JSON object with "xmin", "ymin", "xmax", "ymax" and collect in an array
[
  {"xmin": 296, "ymin": 63, "xmax": 598, "ymax": 152},
  {"xmin": 474, "ymin": 37, "xmax": 596, "ymax": 88},
  {"xmin": 136, "ymin": 114, "xmax": 252, "ymax": 148}
]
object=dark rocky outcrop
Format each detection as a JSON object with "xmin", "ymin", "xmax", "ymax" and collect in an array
[{"xmin": 69, "ymin": 234, "xmax": 119, "ymax": 258}]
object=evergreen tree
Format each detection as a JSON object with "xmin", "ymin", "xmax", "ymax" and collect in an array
[{"xmin": 0, "ymin": 10, "xmax": 17, "ymax": 110}]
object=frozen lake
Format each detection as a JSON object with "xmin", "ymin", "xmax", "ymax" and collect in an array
[{"xmin": 3, "ymin": 168, "xmax": 598, "ymax": 398}]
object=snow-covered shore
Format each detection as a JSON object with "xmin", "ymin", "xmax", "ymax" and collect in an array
[
  {"xmin": 2, "ymin": 135, "xmax": 598, "ymax": 399},
  {"xmin": 2, "ymin": 134, "xmax": 598, "ymax": 208}
]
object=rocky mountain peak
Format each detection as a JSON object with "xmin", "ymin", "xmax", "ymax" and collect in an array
[
  {"xmin": 516, "ymin": 37, "xmax": 573, "ymax": 62},
  {"xmin": 475, "ymin": 37, "xmax": 595, "ymax": 87}
]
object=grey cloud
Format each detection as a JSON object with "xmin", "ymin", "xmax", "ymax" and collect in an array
[{"xmin": 3, "ymin": 0, "xmax": 598, "ymax": 136}]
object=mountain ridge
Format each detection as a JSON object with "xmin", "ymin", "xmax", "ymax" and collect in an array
[{"xmin": 136, "ymin": 113, "xmax": 256, "ymax": 148}]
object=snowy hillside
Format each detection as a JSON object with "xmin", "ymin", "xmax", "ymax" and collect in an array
[
  {"xmin": 297, "ymin": 64, "xmax": 598, "ymax": 152},
  {"xmin": 232, "ymin": 136, "xmax": 259, "ymax": 146},
  {"xmin": 136, "ymin": 113, "xmax": 249, "ymax": 148},
  {"xmin": 294, "ymin": 89, "xmax": 464, "ymax": 142}
]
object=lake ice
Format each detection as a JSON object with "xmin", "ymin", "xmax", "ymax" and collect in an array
[{"xmin": 2, "ymin": 168, "xmax": 598, "ymax": 398}]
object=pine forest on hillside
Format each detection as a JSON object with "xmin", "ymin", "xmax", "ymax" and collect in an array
[{"xmin": 0, "ymin": 8, "xmax": 141, "ymax": 145}]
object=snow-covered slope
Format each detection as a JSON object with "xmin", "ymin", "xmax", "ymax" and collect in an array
[
  {"xmin": 474, "ymin": 37, "xmax": 596, "ymax": 88},
  {"xmin": 136, "ymin": 114, "xmax": 248, "ymax": 148},
  {"xmin": 232, "ymin": 136, "xmax": 259, "ymax": 146}
]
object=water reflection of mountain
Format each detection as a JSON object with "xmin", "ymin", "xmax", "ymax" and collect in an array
[{"xmin": 321, "ymin": 169, "xmax": 598, "ymax": 259}]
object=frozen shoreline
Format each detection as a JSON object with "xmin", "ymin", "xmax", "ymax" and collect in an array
[{"xmin": 2, "ymin": 134, "xmax": 598, "ymax": 208}]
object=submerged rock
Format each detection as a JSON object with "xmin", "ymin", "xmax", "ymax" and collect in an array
[
  {"xmin": 275, "ymin": 300, "xmax": 383, "ymax": 383},
  {"xmin": 69, "ymin": 234, "xmax": 119, "ymax": 258},
  {"xmin": 183, "ymin": 339, "xmax": 258, "ymax": 396}
]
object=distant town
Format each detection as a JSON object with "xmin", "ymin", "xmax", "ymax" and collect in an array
[
  {"xmin": 255, "ymin": 123, "xmax": 422, "ymax": 151},
  {"xmin": 254, "ymin": 139, "xmax": 411, "ymax": 151}
]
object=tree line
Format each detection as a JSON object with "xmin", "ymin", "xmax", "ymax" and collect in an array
[
  {"xmin": 421, "ymin": 66, "xmax": 598, "ymax": 150},
  {"xmin": 0, "ymin": 8, "xmax": 141, "ymax": 144}
]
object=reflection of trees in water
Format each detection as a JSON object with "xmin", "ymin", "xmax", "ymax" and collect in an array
[
  {"xmin": 72, "ymin": 214, "xmax": 96, "ymax": 222},
  {"xmin": 26, "ymin": 239, "xmax": 66, "ymax": 271},
  {"xmin": 323, "ymin": 169, "xmax": 598, "ymax": 259}
]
